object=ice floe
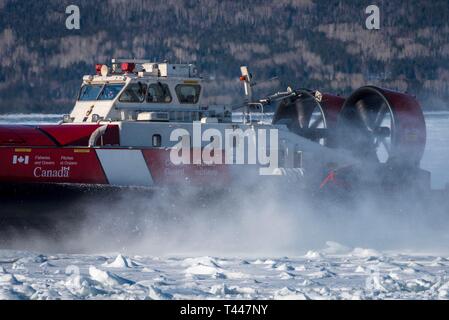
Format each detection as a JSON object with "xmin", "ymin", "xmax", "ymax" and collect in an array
[
  {"xmin": 103, "ymin": 254, "xmax": 138, "ymax": 268},
  {"xmin": 0, "ymin": 247, "xmax": 449, "ymax": 299}
]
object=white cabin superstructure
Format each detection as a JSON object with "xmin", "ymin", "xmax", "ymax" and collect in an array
[
  {"xmin": 68, "ymin": 59, "xmax": 232, "ymax": 124},
  {"xmin": 59, "ymin": 58, "xmax": 353, "ymax": 187}
]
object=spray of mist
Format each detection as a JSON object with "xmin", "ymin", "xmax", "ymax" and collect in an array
[
  {"xmin": 2, "ymin": 174, "xmax": 448, "ymax": 257},
  {"xmin": 2, "ymin": 111, "xmax": 449, "ymax": 257}
]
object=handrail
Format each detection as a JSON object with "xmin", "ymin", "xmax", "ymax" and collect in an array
[{"xmin": 88, "ymin": 125, "xmax": 108, "ymax": 147}]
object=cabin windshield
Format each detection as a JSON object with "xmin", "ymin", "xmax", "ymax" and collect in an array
[
  {"xmin": 78, "ymin": 83, "xmax": 125, "ymax": 101},
  {"xmin": 78, "ymin": 84, "xmax": 103, "ymax": 101},
  {"xmin": 97, "ymin": 84, "xmax": 125, "ymax": 100}
]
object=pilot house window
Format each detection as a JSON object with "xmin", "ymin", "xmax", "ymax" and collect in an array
[
  {"xmin": 175, "ymin": 84, "xmax": 201, "ymax": 104},
  {"xmin": 97, "ymin": 84, "xmax": 125, "ymax": 101},
  {"xmin": 78, "ymin": 84, "xmax": 103, "ymax": 101},
  {"xmin": 147, "ymin": 83, "xmax": 172, "ymax": 103},
  {"xmin": 119, "ymin": 82, "xmax": 147, "ymax": 103}
]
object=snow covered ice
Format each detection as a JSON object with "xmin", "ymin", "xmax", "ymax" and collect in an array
[
  {"xmin": 0, "ymin": 112, "xmax": 449, "ymax": 300},
  {"xmin": 2, "ymin": 248, "xmax": 449, "ymax": 300}
]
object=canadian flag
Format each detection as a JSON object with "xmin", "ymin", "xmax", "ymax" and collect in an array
[{"xmin": 12, "ymin": 155, "xmax": 29, "ymax": 165}]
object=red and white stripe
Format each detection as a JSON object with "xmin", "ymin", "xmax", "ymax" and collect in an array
[{"xmin": 0, "ymin": 147, "xmax": 230, "ymax": 188}]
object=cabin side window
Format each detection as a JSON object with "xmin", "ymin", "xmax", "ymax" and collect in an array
[
  {"xmin": 119, "ymin": 82, "xmax": 147, "ymax": 103},
  {"xmin": 147, "ymin": 82, "xmax": 172, "ymax": 103},
  {"xmin": 175, "ymin": 84, "xmax": 201, "ymax": 104}
]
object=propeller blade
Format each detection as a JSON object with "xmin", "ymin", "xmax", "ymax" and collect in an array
[
  {"xmin": 373, "ymin": 103, "xmax": 388, "ymax": 129},
  {"xmin": 310, "ymin": 114, "xmax": 324, "ymax": 129},
  {"xmin": 380, "ymin": 137, "xmax": 391, "ymax": 155},
  {"xmin": 355, "ymin": 100, "xmax": 373, "ymax": 131}
]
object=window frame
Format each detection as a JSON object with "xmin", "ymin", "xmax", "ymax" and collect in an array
[
  {"xmin": 118, "ymin": 82, "xmax": 147, "ymax": 103},
  {"xmin": 175, "ymin": 84, "xmax": 201, "ymax": 104},
  {"xmin": 77, "ymin": 84, "xmax": 104, "ymax": 101},
  {"xmin": 146, "ymin": 82, "xmax": 173, "ymax": 104},
  {"xmin": 78, "ymin": 83, "xmax": 125, "ymax": 102},
  {"xmin": 97, "ymin": 83, "xmax": 126, "ymax": 101}
]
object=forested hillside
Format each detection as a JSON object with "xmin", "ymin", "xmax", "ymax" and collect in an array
[{"xmin": 0, "ymin": 0, "xmax": 448, "ymax": 113}]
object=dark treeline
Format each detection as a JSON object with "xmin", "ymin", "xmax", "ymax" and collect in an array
[{"xmin": 0, "ymin": 0, "xmax": 448, "ymax": 113}]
